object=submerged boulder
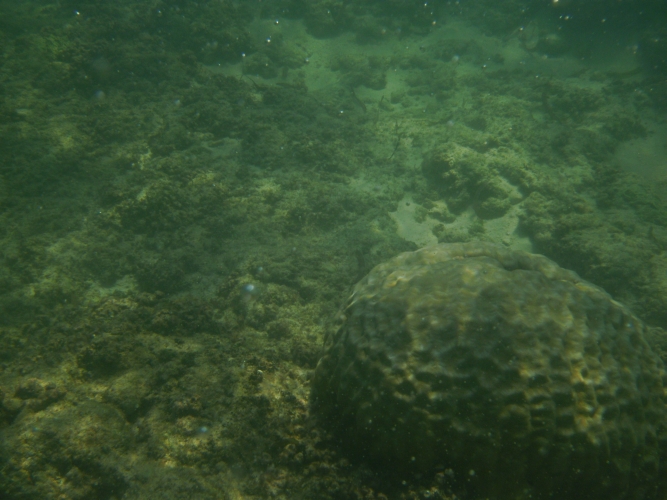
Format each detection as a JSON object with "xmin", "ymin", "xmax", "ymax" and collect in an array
[{"xmin": 310, "ymin": 242, "xmax": 667, "ymax": 499}]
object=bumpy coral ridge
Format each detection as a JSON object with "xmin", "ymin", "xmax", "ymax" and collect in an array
[{"xmin": 311, "ymin": 242, "xmax": 667, "ymax": 499}]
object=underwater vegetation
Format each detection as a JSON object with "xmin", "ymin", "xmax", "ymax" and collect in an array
[{"xmin": 1, "ymin": 0, "xmax": 667, "ymax": 499}]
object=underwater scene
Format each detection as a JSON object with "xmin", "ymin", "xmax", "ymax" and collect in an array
[{"xmin": 1, "ymin": 0, "xmax": 667, "ymax": 498}]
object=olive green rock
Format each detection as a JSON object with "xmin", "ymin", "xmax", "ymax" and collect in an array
[{"xmin": 310, "ymin": 242, "xmax": 667, "ymax": 499}]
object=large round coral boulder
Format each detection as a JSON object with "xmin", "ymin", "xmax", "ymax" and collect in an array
[{"xmin": 310, "ymin": 242, "xmax": 667, "ymax": 499}]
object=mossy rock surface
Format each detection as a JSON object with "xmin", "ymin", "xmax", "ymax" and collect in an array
[{"xmin": 422, "ymin": 143, "xmax": 522, "ymax": 219}]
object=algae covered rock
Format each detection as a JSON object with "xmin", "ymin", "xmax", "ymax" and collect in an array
[
  {"xmin": 422, "ymin": 144, "xmax": 522, "ymax": 219},
  {"xmin": 310, "ymin": 242, "xmax": 667, "ymax": 499}
]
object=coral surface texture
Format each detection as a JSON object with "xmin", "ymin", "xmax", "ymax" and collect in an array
[{"xmin": 311, "ymin": 242, "xmax": 667, "ymax": 499}]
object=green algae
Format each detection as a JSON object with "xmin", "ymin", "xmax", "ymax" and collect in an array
[{"xmin": 1, "ymin": 0, "xmax": 667, "ymax": 499}]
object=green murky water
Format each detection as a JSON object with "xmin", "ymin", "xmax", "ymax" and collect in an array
[{"xmin": 1, "ymin": 1, "xmax": 666, "ymax": 498}]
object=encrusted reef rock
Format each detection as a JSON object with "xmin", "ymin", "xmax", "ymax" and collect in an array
[
  {"xmin": 421, "ymin": 143, "xmax": 523, "ymax": 219},
  {"xmin": 310, "ymin": 242, "xmax": 667, "ymax": 499}
]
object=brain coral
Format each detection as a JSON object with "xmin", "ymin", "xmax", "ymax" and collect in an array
[{"xmin": 310, "ymin": 242, "xmax": 667, "ymax": 499}]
